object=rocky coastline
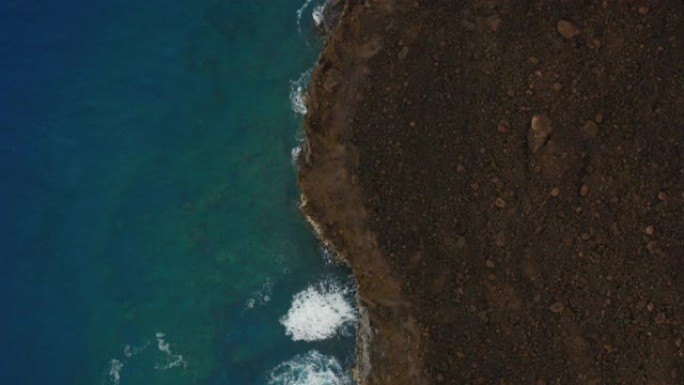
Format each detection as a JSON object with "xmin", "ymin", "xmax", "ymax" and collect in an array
[{"xmin": 299, "ymin": 1, "xmax": 684, "ymax": 384}]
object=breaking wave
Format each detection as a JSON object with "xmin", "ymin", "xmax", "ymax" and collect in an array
[
  {"xmin": 268, "ymin": 350, "xmax": 352, "ymax": 385},
  {"xmin": 312, "ymin": 4, "xmax": 325, "ymax": 27},
  {"xmin": 296, "ymin": 0, "xmax": 323, "ymax": 33},
  {"xmin": 291, "ymin": 146, "xmax": 303, "ymax": 167},
  {"xmin": 280, "ymin": 277, "xmax": 357, "ymax": 342},
  {"xmin": 290, "ymin": 69, "xmax": 312, "ymax": 115}
]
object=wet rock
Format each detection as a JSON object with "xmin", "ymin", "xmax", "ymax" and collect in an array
[
  {"xmin": 314, "ymin": 0, "xmax": 345, "ymax": 35},
  {"xmin": 557, "ymin": 20, "xmax": 580, "ymax": 39}
]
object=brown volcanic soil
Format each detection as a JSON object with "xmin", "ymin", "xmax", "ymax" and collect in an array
[{"xmin": 298, "ymin": 1, "xmax": 684, "ymax": 384}]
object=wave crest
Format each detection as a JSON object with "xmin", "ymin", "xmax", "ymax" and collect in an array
[
  {"xmin": 268, "ymin": 350, "xmax": 352, "ymax": 385},
  {"xmin": 290, "ymin": 69, "xmax": 312, "ymax": 115},
  {"xmin": 280, "ymin": 277, "xmax": 357, "ymax": 342}
]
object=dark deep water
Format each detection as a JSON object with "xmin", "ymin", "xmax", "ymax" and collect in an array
[{"xmin": 0, "ymin": 1, "xmax": 356, "ymax": 384}]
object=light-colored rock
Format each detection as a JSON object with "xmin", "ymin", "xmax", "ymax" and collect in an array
[{"xmin": 557, "ymin": 20, "xmax": 580, "ymax": 39}]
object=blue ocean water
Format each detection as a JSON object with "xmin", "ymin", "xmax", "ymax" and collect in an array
[{"xmin": 0, "ymin": 1, "xmax": 356, "ymax": 384}]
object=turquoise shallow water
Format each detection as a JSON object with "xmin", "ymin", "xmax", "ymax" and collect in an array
[{"xmin": 0, "ymin": 1, "xmax": 356, "ymax": 384}]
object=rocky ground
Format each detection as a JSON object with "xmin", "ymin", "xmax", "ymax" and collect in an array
[{"xmin": 298, "ymin": 1, "xmax": 684, "ymax": 384}]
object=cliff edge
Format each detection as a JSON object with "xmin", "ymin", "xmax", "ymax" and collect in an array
[{"xmin": 299, "ymin": 1, "xmax": 684, "ymax": 384}]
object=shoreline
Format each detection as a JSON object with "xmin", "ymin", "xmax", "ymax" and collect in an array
[
  {"xmin": 297, "ymin": 2, "xmax": 424, "ymax": 384},
  {"xmin": 298, "ymin": 1, "xmax": 684, "ymax": 383},
  {"xmin": 298, "ymin": 195, "xmax": 373, "ymax": 383}
]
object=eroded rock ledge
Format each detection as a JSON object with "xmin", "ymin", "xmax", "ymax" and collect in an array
[{"xmin": 299, "ymin": 2, "xmax": 425, "ymax": 384}]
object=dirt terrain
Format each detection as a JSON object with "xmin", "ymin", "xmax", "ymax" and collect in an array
[{"xmin": 298, "ymin": 1, "xmax": 684, "ymax": 384}]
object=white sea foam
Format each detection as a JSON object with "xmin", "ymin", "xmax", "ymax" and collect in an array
[
  {"xmin": 268, "ymin": 350, "xmax": 352, "ymax": 385},
  {"xmin": 312, "ymin": 4, "xmax": 325, "ymax": 27},
  {"xmin": 291, "ymin": 146, "xmax": 302, "ymax": 166},
  {"xmin": 296, "ymin": 0, "xmax": 318, "ymax": 33},
  {"xmin": 107, "ymin": 359, "xmax": 124, "ymax": 385},
  {"xmin": 280, "ymin": 277, "xmax": 357, "ymax": 342},
  {"xmin": 319, "ymin": 245, "xmax": 339, "ymax": 265},
  {"xmin": 290, "ymin": 69, "xmax": 312, "ymax": 115},
  {"xmin": 154, "ymin": 332, "xmax": 188, "ymax": 370}
]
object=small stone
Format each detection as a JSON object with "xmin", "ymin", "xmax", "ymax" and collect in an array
[
  {"xmin": 494, "ymin": 197, "xmax": 507, "ymax": 208},
  {"xmin": 550, "ymin": 301, "xmax": 564, "ymax": 313},
  {"xmin": 557, "ymin": 20, "xmax": 580, "ymax": 39},
  {"xmin": 638, "ymin": 6, "xmax": 649, "ymax": 15},
  {"xmin": 645, "ymin": 225, "xmax": 654, "ymax": 236},
  {"xmin": 497, "ymin": 120, "xmax": 509, "ymax": 133},
  {"xmin": 552, "ymin": 82, "xmax": 563, "ymax": 92},
  {"xmin": 409, "ymin": 121, "xmax": 416, "ymax": 128},
  {"xmin": 595, "ymin": 112, "xmax": 604, "ymax": 123},
  {"xmin": 485, "ymin": 259, "xmax": 495, "ymax": 268},
  {"xmin": 583, "ymin": 120, "xmax": 599, "ymax": 138},
  {"xmin": 495, "ymin": 231, "xmax": 506, "ymax": 248},
  {"xmin": 398, "ymin": 46, "xmax": 409, "ymax": 60},
  {"xmin": 528, "ymin": 56, "xmax": 540, "ymax": 65},
  {"xmin": 528, "ymin": 114, "xmax": 553, "ymax": 152},
  {"xmin": 456, "ymin": 164, "xmax": 465, "ymax": 173},
  {"xmin": 436, "ymin": 373, "xmax": 445, "ymax": 382},
  {"xmin": 487, "ymin": 16, "xmax": 501, "ymax": 32},
  {"xmin": 456, "ymin": 236, "xmax": 467, "ymax": 249},
  {"xmin": 580, "ymin": 185, "xmax": 590, "ymax": 197},
  {"xmin": 658, "ymin": 191, "xmax": 669, "ymax": 201},
  {"xmin": 655, "ymin": 312, "xmax": 667, "ymax": 325},
  {"xmin": 550, "ymin": 187, "xmax": 561, "ymax": 197}
]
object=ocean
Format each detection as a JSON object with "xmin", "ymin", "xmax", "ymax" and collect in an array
[{"xmin": 0, "ymin": 1, "xmax": 357, "ymax": 384}]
